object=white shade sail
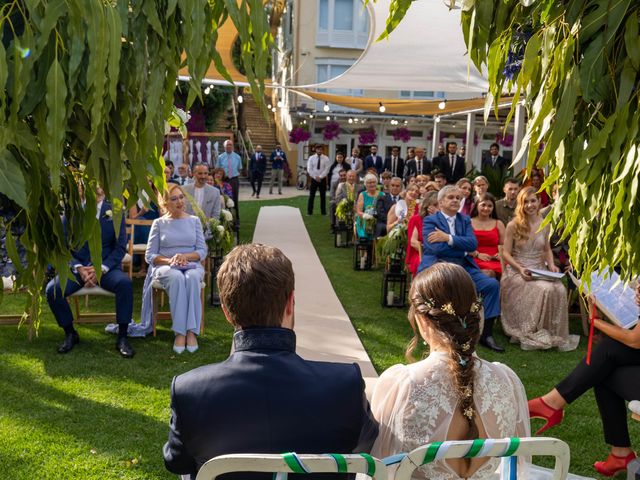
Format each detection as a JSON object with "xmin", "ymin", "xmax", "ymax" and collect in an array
[{"xmin": 294, "ymin": 0, "xmax": 489, "ymax": 95}]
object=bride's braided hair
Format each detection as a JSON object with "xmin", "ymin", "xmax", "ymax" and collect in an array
[{"xmin": 406, "ymin": 263, "xmax": 483, "ymax": 440}]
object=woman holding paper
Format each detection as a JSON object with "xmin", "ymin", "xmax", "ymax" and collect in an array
[
  {"xmin": 500, "ymin": 187, "xmax": 579, "ymax": 351},
  {"xmin": 528, "ymin": 283, "xmax": 640, "ymax": 477}
]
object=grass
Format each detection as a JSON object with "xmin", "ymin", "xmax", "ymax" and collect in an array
[{"xmin": 0, "ymin": 195, "xmax": 636, "ymax": 478}]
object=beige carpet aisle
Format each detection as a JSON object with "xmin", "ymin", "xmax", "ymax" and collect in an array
[{"xmin": 252, "ymin": 206, "xmax": 378, "ymax": 394}]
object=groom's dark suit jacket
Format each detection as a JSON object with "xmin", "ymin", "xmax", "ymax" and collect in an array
[{"xmin": 163, "ymin": 327, "xmax": 378, "ymax": 480}]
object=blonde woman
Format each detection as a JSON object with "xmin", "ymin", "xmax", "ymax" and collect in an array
[
  {"xmin": 386, "ymin": 184, "xmax": 419, "ymax": 233},
  {"xmin": 500, "ymin": 187, "xmax": 579, "ymax": 351}
]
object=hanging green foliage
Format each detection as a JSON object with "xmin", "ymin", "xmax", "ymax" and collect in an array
[
  {"xmin": 381, "ymin": 0, "xmax": 640, "ymax": 282},
  {"xmin": 0, "ymin": 0, "xmax": 272, "ymax": 335}
]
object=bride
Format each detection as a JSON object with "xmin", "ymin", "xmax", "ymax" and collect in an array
[{"xmin": 371, "ymin": 263, "xmax": 530, "ymax": 479}]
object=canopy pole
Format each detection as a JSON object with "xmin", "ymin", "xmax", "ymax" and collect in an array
[
  {"xmin": 512, "ymin": 102, "xmax": 526, "ymax": 172},
  {"xmin": 465, "ymin": 113, "xmax": 476, "ymax": 172},
  {"xmin": 431, "ymin": 117, "xmax": 440, "ymax": 159}
]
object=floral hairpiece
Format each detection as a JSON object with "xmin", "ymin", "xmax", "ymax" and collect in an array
[
  {"xmin": 463, "ymin": 407, "xmax": 474, "ymax": 419},
  {"xmin": 462, "ymin": 386, "xmax": 473, "ymax": 398}
]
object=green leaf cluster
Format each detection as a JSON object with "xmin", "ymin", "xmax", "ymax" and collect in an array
[{"xmin": 0, "ymin": 0, "xmax": 271, "ymax": 334}]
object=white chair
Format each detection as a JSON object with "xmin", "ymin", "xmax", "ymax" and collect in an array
[
  {"xmin": 392, "ymin": 437, "xmax": 570, "ymax": 480},
  {"xmin": 196, "ymin": 452, "xmax": 387, "ymax": 480},
  {"xmin": 68, "ymin": 285, "xmax": 117, "ymax": 323}
]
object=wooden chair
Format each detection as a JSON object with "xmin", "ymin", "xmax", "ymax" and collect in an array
[
  {"xmin": 392, "ymin": 437, "xmax": 570, "ymax": 480},
  {"xmin": 196, "ymin": 452, "xmax": 387, "ymax": 480},
  {"xmin": 68, "ymin": 285, "xmax": 117, "ymax": 324},
  {"xmin": 0, "ymin": 276, "xmax": 25, "ymax": 324},
  {"xmin": 125, "ymin": 218, "xmax": 154, "ymax": 279}
]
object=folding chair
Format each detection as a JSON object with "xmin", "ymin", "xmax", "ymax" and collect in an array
[
  {"xmin": 196, "ymin": 452, "xmax": 387, "ymax": 480},
  {"xmin": 69, "ymin": 285, "xmax": 117, "ymax": 324},
  {"xmin": 392, "ymin": 437, "xmax": 570, "ymax": 480}
]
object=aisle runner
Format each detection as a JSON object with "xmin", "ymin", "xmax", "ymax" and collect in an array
[{"xmin": 252, "ymin": 206, "xmax": 378, "ymax": 394}]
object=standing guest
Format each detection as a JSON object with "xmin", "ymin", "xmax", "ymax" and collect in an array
[
  {"xmin": 495, "ymin": 178, "xmax": 520, "ymax": 226},
  {"xmin": 459, "ymin": 145, "xmax": 466, "ymax": 158},
  {"xmin": 404, "ymin": 147, "xmax": 431, "ymax": 180},
  {"xmin": 216, "ymin": 140, "xmax": 242, "ymax": 222},
  {"xmin": 469, "ymin": 193, "xmax": 504, "ymax": 278},
  {"xmin": 435, "ymin": 143, "xmax": 446, "ymax": 160},
  {"xmin": 371, "ymin": 263, "xmax": 529, "ymax": 480},
  {"xmin": 528, "ymin": 282, "xmax": 640, "ymax": 477},
  {"xmin": 380, "ymin": 171, "xmax": 393, "ymax": 194},
  {"xmin": 456, "ymin": 178, "xmax": 475, "ymax": 216},
  {"xmin": 405, "ymin": 147, "xmax": 415, "ymax": 164},
  {"xmin": 183, "ymin": 163, "xmax": 222, "ymax": 222},
  {"xmin": 387, "ymin": 184, "xmax": 419, "ymax": 233},
  {"xmin": 530, "ymin": 171, "xmax": 550, "ymax": 207},
  {"xmin": 435, "ymin": 142, "xmax": 466, "ymax": 184},
  {"xmin": 500, "ymin": 187, "xmax": 579, "ymax": 351},
  {"xmin": 269, "ymin": 143, "xmax": 287, "ymax": 195},
  {"xmin": 212, "ymin": 167, "xmax": 233, "ymax": 198},
  {"xmin": 364, "ymin": 145, "xmax": 384, "ymax": 176},
  {"xmin": 473, "ymin": 175, "xmax": 489, "ymax": 200},
  {"xmin": 45, "ymin": 187, "xmax": 135, "ymax": 357},
  {"xmin": 346, "ymin": 147, "xmax": 363, "ymax": 179},
  {"xmin": 384, "ymin": 146, "xmax": 404, "ymax": 178},
  {"xmin": 307, "ymin": 144, "xmax": 331, "ymax": 215},
  {"xmin": 165, "ymin": 166, "xmax": 179, "ymax": 185},
  {"xmin": 482, "ymin": 143, "xmax": 509, "ymax": 174},
  {"xmin": 176, "ymin": 164, "xmax": 192, "ymax": 186},
  {"xmin": 418, "ymin": 185, "xmax": 504, "ymax": 352},
  {"xmin": 328, "ymin": 152, "xmax": 351, "ymax": 231},
  {"xmin": 249, "ymin": 145, "xmax": 267, "ymax": 198},
  {"xmin": 163, "ymin": 244, "xmax": 378, "ymax": 479},
  {"xmin": 406, "ymin": 191, "xmax": 438, "ymax": 277},
  {"xmin": 142, "ymin": 184, "xmax": 207, "ymax": 352},
  {"xmin": 376, "ymin": 177, "xmax": 402, "ymax": 237},
  {"xmin": 355, "ymin": 173, "xmax": 383, "ymax": 240}
]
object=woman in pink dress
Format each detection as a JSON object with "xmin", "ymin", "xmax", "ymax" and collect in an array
[
  {"xmin": 456, "ymin": 178, "xmax": 475, "ymax": 216},
  {"xmin": 469, "ymin": 193, "xmax": 504, "ymax": 278},
  {"xmin": 406, "ymin": 191, "xmax": 438, "ymax": 277}
]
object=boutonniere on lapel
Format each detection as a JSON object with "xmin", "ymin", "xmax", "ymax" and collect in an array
[{"xmin": 103, "ymin": 209, "xmax": 113, "ymax": 220}]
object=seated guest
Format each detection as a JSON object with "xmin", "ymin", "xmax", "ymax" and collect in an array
[
  {"xmin": 406, "ymin": 175, "xmax": 416, "ymax": 188},
  {"xmin": 328, "ymin": 152, "xmax": 351, "ymax": 232},
  {"xmin": 495, "ymin": 178, "xmax": 520, "ymax": 225},
  {"xmin": 434, "ymin": 172, "xmax": 447, "ymax": 190},
  {"xmin": 176, "ymin": 163, "xmax": 192, "ymax": 186},
  {"xmin": 371, "ymin": 263, "xmax": 529, "ymax": 479},
  {"xmin": 163, "ymin": 244, "xmax": 378, "ymax": 479},
  {"xmin": 500, "ymin": 187, "xmax": 579, "ymax": 351},
  {"xmin": 330, "ymin": 169, "xmax": 348, "ymax": 232},
  {"xmin": 418, "ymin": 186, "xmax": 504, "ymax": 352},
  {"xmin": 456, "ymin": 178, "xmax": 474, "ymax": 216},
  {"xmin": 415, "ymin": 174, "xmax": 430, "ymax": 197},
  {"xmin": 472, "ymin": 175, "xmax": 489, "ymax": 201},
  {"xmin": 165, "ymin": 165, "xmax": 179, "ymax": 185},
  {"xmin": 387, "ymin": 184, "xmax": 419, "ymax": 233},
  {"xmin": 128, "ymin": 184, "xmax": 161, "ymax": 276},
  {"xmin": 530, "ymin": 171, "xmax": 550, "ymax": 207},
  {"xmin": 355, "ymin": 173, "xmax": 383, "ymax": 240},
  {"xmin": 528, "ymin": 282, "xmax": 640, "ymax": 477},
  {"xmin": 140, "ymin": 184, "xmax": 207, "ymax": 352},
  {"xmin": 46, "ymin": 187, "xmax": 134, "ymax": 357},
  {"xmin": 469, "ymin": 193, "xmax": 504, "ymax": 279},
  {"xmin": 375, "ymin": 177, "xmax": 402, "ymax": 237},
  {"xmin": 406, "ymin": 191, "xmax": 438, "ymax": 277},
  {"xmin": 212, "ymin": 167, "xmax": 233, "ymax": 198},
  {"xmin": 380, "ymin": 170, "xmax": 393, "ymax": 194},
  {"xmin": 540, "ymin": 185, "xmax": 571, "ymax": 272},
  {"xmin": 424, "ymin": 180, "xmax": 440, "ymax": 193},
  {"xmin": 335, "ymin": 169, "xmax": 361, "ymax": 206},
  {"xmin": 183, "ymin": 163, "xmax": 222, "ymax": 222}
]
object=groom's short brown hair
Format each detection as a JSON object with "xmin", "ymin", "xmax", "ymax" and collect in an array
[{"xmin": 217, "ymin": 244, "xmax": 294, "ymax": 328}]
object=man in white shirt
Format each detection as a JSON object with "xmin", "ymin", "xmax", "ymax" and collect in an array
[
  {"xmin": 306, "ymin": 144, "xmax": 331, "ymax": 215},
  {"xmin": 183, "ymin": 163, "xmax": 222, "ymax": 221}
]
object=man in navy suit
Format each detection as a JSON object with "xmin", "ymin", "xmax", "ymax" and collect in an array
[
  {"xmin": 363, "ymin": 145, "xmax": 383, "ymax": 176},
  {"xmin": 249, "ymin": 145, "xmax": 267, "ymax": 198},
  {"xmin": 481, "ymin": 142, "xmax": 510, "ymax": 175},
  {"xmin": 383, "ymin": 146, "xmax": 404, "ymax": 178},
  {"xmin": 45, "ymin": 187, "xmax": 134, "ymax": 357},
  {"xmin": 434, "ymin": 142, "xmax": 466, "ymax": 184},
  {"xmin": 163, "ymin": 244, "xmax": 378, "ymax": 479},
  {"xmin": 418, "ymin": 185, "xmax": 504, "ymax": 352}
]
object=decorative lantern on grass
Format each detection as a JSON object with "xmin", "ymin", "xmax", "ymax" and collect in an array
[
  {"xmin": 381, "ymin": 269, "xmax": 408, "ymax": 307},
  {"xmin": 353, "ymin": 238, "xmax": 373, "ymax": 271},
  {"xmin": 334, "ymin": 221, "xmax": 354, "ymax": 248}
]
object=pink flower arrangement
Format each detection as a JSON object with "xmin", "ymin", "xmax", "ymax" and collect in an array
[
  {"xmin": 358, "ymin": 128, "xmax": 377, "ymax": 145},
  {"xmin": 323, "ymin": 121, "xmax": 341, "ymax": 140},
  {"xmin": 392, "ymin": 127, "xmax": 411, "ymax": 143},
  {"xmin": 496, "ymin": 132, "xmax": 514, "ymax": 147},
  {"xmin": 289, "ymin": 126, "xmax": 312, "ymax": 144}
]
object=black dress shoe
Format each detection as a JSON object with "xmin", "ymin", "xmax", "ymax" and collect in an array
[
  {"xmin": 116, "ymin": 337, "xmax": 135, "ymax": 358},
  {"xmin": 480, "ymin": 336, "xmax": 505, "ymax": 353},
  {"xmin": 57, "ymin": 331, "xmax": 80, "ymax": 354}
]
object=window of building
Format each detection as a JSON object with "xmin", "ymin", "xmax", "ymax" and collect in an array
[
  {"xmin": 317, "ymin": 0, "xmax": 369, "ymax": 49},
  {"xmin": 399, "ymin": 91, "xmax": 446, "ymax": 99},
  {"xmin": 315, "ymin": 59, "xmax": 363, "ymax": 112}
]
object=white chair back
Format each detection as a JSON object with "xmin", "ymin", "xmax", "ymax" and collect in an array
[
  {"xmin": 393, "ymin": 437, "xmax": 570, "ymax": 480},
  {"xmin": 196, "ymin": 452, "xmax": 387, "ymax": 480}
]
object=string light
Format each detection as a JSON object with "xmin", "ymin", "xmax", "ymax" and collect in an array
[
  {"xmin": 326, "ymin": 116, "xmax": 331, "ymax": 121},
  {"xmin": 267, "ymin": 103, "xmax": 272, "ymax": 109},
  {"xmin": 378, "ymin": 102, "xmax": 386, "ymax": 113},
  {"xmin": 204, "ymin": 86, "xmax": 211, "ymax": 95},
  {"xmin": 237, "ymin": 94, "xmax": 243, "ymax": 103},
  {"xmin": 323, "ymin": 102, "xmax": 330, "ymax": 112},
  {"xmin": 271, "ymin": 107, "xmax": 277, "ymax": 113},
  {"xmin": 435, "ymin": 116, "xmax": 441, "ymax": 123},
  {"xmin": 309, "ymin": 114, "xmax": 314, "ymax": 119},
  {"xmin": 348, "ymin": 118, "xmax": 353, "ymax": 124},
  {"xmin": 277, "ymin": 98, "xmax": 283, "ymax": 108},
  {"xmin": 438, "ymin": 100, "xmax": 447, "ymax": 110}
]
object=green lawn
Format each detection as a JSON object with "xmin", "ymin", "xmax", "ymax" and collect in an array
[{"xmin": 0, "ymin": 196, "xmax": 636, "ymax": 478}]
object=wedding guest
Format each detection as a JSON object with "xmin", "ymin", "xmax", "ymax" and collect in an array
[
  {"xmin": 495, "ymin": 178, "xmax": 520, "ymax": 225},
  {"xmin": 328, "ymin": 153, "xmax": 351, "ymax": 232},
  {"xmin": 380, "ymin": 171, "xmax": 393, "ymax": 194},
  {"xmin": 383, "ymin": 146, "xmax": 404, "ymax": 178},
  {"xmin": 469, "ymin": 193, "xmax": 504, "ymax": 278},
  {"xmin": 424, "ymin": 181, "xmax": 440, "ymax": 193},
  {"xmin": 269, "ymin": 143, "xmax": 287, "ymax": 195},
  {"xmin": 176, "ymin": 163, "xmax": 192, "ymax": 186},
  {"xmin": 434, "ymin": 172, "xmax": 447, "ymax": 190},
  {"xmin": 216, "ymin": 140, "xmax": 242, "ymax": 222},
  {"xmin": 307, "ymin": 144, "xmax": 331, "ymax": 216},
  {"xmin": 165, "ymin": 166, "xmax": 179, "ymax": 185},
  {"xmin": 473, "ymin": 175, "xmax": 489, "ymax": 200},
  {"xmin": 406, "ymin": 175, "xmax": 416, "ymax": 188},
  {"xmin": 530, "ymin": 171, "xmax": 550, "ymax": 208},
  {"xmin": 249, "ymin": 145, "xmax": 267, "ymax": 198},
  {"xmin": 141, "ymin": 184, "xmax": 207, "ymax": 353},
  {"xmin": 500, "ymin": 187, "xmax": 579, "ymax": 351},
  {"xmin": 346, "ymin": 147, "xmax": 363, "ymax": 178},
  {"xmin": 335, "ymin": 170, "xmax": 361, "ymax": 206},
  {"xmin": 212, "ymin": 168, "xmax": 233, "ymax": 198},
  {"xmin": 206, "ymin": 174, "xmax": 215, "ymax": 187},
  {"xmin": 371, "ymin": 263, "xmax": 529, "ymax": 480},
  {"xmin": 482, "ymin": 143, "xmax": 508, "ymax": 174},
  {"xmin": 364, "ymin": 145, "xmax": 384, "ymax": 176},
  {"xmin": 406, "ymin": 191, "xmax": 438, "ymax": 277},
  {"xmin": 375, "ymin": 177, "xmax": 402, "ymax": 238},
  {"xmin": 415, "ymin": 174, "xmax": 429, "ymax": 191},
  {"xmin": 355, "ymin": 173, "xmax": 383, "ymax": 240},
  {"xmin": 528, "ymin": 282, "xmax": 640, "ymax": 477},
  {"xmin": 128, "ymin": 184, "xmax": 161, "ymax": 277},
  {"xmin": 387, "ymin": 184, "xmax": 419, "ymax": 233},
  {"xmin": 456, "ymin": 178, "xmax": 474, "ymax": 216}
]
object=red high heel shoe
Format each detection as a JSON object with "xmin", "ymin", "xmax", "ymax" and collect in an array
[
  {"xmin": 594, "ymin": 452, "xmax": 636, "ymax": 477},
  {"xmin": 527, "ymin": 397, "xmax": 564, "ymax": 435}
]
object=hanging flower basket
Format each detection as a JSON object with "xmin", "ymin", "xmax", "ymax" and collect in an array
[
  {"xmin": 323, "ymin": 121, "xmax": 341, "ymax": 140},
  {"xmin": 392, "ymin": 127, "xmax": 411, "ymax": 143},
  {"xmin": 289, "ymin": 126, "xmax": 312, "ymax": 144},
  {"xmin": 358, "ymin": 128, "xmax": 377, "ymax": 145},
  {"xmin": 496, "ymin": 132, "xmax": 514, "ymax": 147}
]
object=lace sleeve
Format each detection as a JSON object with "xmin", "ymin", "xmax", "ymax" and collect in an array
[{"xmin": 370, "ymin": 364, "xmax": 412, "ymax": 459}]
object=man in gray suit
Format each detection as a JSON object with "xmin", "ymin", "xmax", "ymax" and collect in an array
[{"xmin": 183, "ymin": 163, "xmax": 222, "ymax": 220}]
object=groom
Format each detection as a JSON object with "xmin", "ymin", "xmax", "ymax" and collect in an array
[{"xmin": 417, "ymin": 185, "xmax": 504, "ymax": 352}]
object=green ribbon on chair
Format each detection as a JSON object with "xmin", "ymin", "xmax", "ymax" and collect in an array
[
  {"xmin": 283, "ymin": 453, "xmax": 309, "ymax": 474},
  {"xmin": 327, "ymin": 454, "xmax": 348, "ymax": 473},
  {"xmin": 464, "ymin": 439, "xmax": 485, "ymax": 458},
  {"xmin": 421, "ymin": 441, "xmax": 443, "ymax": 464},
  {"xmin": 359, "ymin": 453, "xmax": 376, "ymax": 477},
  {"xmin": 502, "ymin": 438, "xmax": 520, "ymax": 457}
]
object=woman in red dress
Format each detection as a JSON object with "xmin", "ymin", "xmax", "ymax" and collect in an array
[
  {"xmin": 469, "ymin": 193, "xmax": 505, "ymax": 278},
  {"xmin": 406, "ymin": 191, "xmax": 439, "ymax": 277}
]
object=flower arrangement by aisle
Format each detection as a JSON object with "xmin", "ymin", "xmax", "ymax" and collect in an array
[
  {"xmin": 335, "ymin": 193, "xmax": 355, "ymax": 224},
  {"xmin": 183, "ymin": 191, "xmax": 234, "ymax": 256},
  {"xmin": 323, "ymin": 121, "xmax": 341, "ymax": 141},
  {"xmin": 289, "ymin": 125, "xmax": 312, "ymax": 144},
  {"xmin": 358, "ymin": 128, "xmax": 377, "ymax": 145},
  {"xmin": 377, "ymin": 223, "xmax": 408, "ymax": 263},
  {"xmin": 362, "ymin": 206, "xmax": 377, "ymax": 235},
  {"xmin": 391, "ymin": 127, "xmax": 411, "ymax": 143}
]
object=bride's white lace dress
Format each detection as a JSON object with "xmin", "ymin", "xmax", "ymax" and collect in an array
[{"xmin": 371, "ymin": 351, "xmax": 530, "ymax": 479}]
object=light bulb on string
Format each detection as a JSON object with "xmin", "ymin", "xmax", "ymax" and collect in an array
[
  {"xmin": 438, "ymin": 100, "xmax": 447, "ymax": 110},
  {"xmin": 378, "ymin": 102, "xmax": 386, "ymax": 113},
  {"xmin": 326, "ymin": 116, "xmax": 331, "ymax": 121},
  {"xmin": 348, "ymin": 118, "xmax": 353, "ymax": 124},
  {"xmin": 271, "ymin": 107, "xmax": 277, "ymax": 113},
  {"xmin": 237, "ymin": 95, "xmax": 243, "ymax": 103},
  {"xmin": 435, "ymin": 116, "xmax": 441, "ymax": 123},
  {"xmin": 309, "ymin": 114, "xmax": 314, "ymax": 119},
  {"xmin": 277, "ymin": 99, "xmax": 283, "ymax": 108},
  {"xmin": 323, "ymin": 102, "xmax": 330, "ymax": 112}
]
